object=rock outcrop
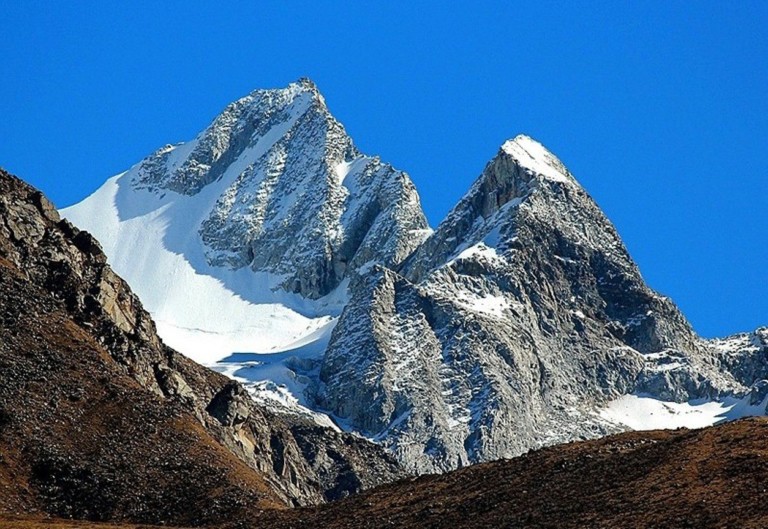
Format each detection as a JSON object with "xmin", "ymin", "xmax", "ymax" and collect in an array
[
  {"xmin": 314, "ymin": 135, "xmax": 746, "ymax": 472},
  {"xmin": 0, "ymin": 168, "xmax": 403, "ymax": 525}
]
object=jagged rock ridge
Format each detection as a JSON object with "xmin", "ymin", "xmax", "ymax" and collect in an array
[
  {"xmin": 119, "ymin": 77, "xmax": 427, "ymax": 299},
  {"xmin": 0, "ymin": 168, "xmax": 404, "ymax": 525},
  {"xmin": 314, "ymin": 135, "xmax": 763, "ymax": 472}
]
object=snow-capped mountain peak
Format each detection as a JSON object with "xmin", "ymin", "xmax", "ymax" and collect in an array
[
  {"xmin": 63, "ymin": 83, "xmax": 766, "ymax": 475},
  {"xmin": 401, "ymin": 134, "xmax": 579, "ymax": 282},
  {"xmin": 500, "ymin": 134, "xmax": 574, "ymax": 186},
  {"xmin": 315, "ymin": 131, "xmax": 751, "ymax": 472},
  {"xmin": 63, "ymin": 80, "xmax": 429, "ymax": 365}
]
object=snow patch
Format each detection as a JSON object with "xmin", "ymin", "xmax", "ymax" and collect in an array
[
  {"xmin": 210, "ymin": 319, "xmax": 337, "ymax": 424},
  {"xmin": 455, "ymin": 243, "xmax": 499, "ymax": 262},
  {"xmin": 600, "ymin": 394, "xmax": 768, "ymax": 431},
  {"xmin": 454, "ymin": 292, "xmax": 510, "ymax": 318},
  {"xmin": 502, "ymin": 135, "xmax": 571, "ymax": 184}
]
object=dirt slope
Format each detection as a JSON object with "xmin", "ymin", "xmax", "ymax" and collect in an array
[
  {"xmin": 3, "ymin": 418, "xmax": 768, "ymax": 528},
  {"xmin": 259, "ymin": 417, "xmax": 768, "ymax": 529}
]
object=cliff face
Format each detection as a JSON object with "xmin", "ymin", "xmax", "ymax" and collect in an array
[
  {"xmin": 314, "ymin": 136, "xmax": 745, "ymax": 472},
  {"xmin": 0, "ymin": 168, "xmax": 404, "ymax": 525}
]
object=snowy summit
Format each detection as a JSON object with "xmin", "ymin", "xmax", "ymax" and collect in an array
[{"xmin": 64, "ymin": 80, "xmax": 768, "ymax": 473}]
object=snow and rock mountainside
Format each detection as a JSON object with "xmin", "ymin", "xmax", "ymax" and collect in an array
[
  {"xmin": 0, "ymin": 169, "xmax": 403, "ymax": 523},
  {"xmin": 64, "ymin": 81, "xmax": 767, "ymax": 474},
  {"xmin": 315, "ymin": 135, "xmax": 761, "ymax": 472},
  {"xmin": 63, "ymin": 78, "xmax": 429, "ymax": 367}
]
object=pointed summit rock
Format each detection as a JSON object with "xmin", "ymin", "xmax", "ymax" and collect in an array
[
  {"xmin": 403, "ymin": 134, "xmax": 579, "ymax": 281},
  {"xmin": 133, "ymin": 80, "xmax": 326, "ymax": 195},
  {"xmin": 315, "ymin": 136, "xmax": 742, "ymax": 472},
  {"xmin": 63, "ymin": 80, "xmax": 429, "ymax": 361}
]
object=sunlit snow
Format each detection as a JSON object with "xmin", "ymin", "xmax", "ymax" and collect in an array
[
  {"xmin": 600, "ymin": 394, "xmax": 768, "ymax": 431},
  {"xmin": 62, "ymin": 169, "xmax": 345, "ymax": 367},
  {"xmin": 502, "ymin": 135, "xmax": 571, "ymax": 184}
]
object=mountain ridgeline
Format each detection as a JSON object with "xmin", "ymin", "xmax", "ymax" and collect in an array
[
  {"xmin": 131, "ymin": 77, "xmax": 428, "ymax": 300},
  {"xmin": 63, "ymin": 79, "xmax": 768, "ymax": 474}
]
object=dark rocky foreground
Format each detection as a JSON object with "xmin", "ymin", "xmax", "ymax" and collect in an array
[
  {"xmin": 4, "ymin": 418, "xmax": 768, "ymax": 528},
  {"xmin": 0, "ymin": 168, "xmax": 403, "ymax": 525}
]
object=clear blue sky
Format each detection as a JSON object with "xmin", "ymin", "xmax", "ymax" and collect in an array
[{"xmin": 1, "ymin": 2, "xmax": 766, "ymax": 338}]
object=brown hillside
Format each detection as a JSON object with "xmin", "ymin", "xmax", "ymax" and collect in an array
[
  {"xmin": 4, "ymin": 419, "xmax": 768, "ymax": 529},
  {"xmin": 257, "ymin": 417, "xmax": 768, "ymax": 529},
  {"xmin": 0, "ymin": 516, "xmax": 177, "ymax": 529}
]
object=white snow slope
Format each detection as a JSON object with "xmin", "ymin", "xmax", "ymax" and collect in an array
[
  {"xmin": 62, "ymin": 80, "xmax": 430, "ymax": 417},
  {"xmin": 600, "ymin": 394, "xmax": 767, "ymax": 430},
  {"xmin": 63, "ymin": 169, "xmax": 343, "ymax": 366}
]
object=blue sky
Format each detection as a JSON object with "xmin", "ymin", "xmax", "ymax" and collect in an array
[{"xmin": 1, "ymin": 2, "xmax": 766, "ymax": 338}]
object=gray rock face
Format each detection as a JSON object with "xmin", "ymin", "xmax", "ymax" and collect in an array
[
  {"xmin": 132, "ymin": 78, "xmax": 428, "ymax": 299},
  {"xmin": 710, "ymin": 328, "xmax": 768, "ymax": 392},
  {"xmin": 314, "ymin": 135, "xmax": 743, "ymax": 472}
]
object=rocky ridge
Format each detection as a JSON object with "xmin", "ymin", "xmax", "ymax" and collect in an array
[
  {"xmin": 62, "ymin": 78, "xmax": 430, "ymax": 365},
  {"xmin": 0, "ymin": 168, "xmax": 404, "ymax": 524},
  {"xmin": 132, "ymin": 78, "xmax": 428, "ymax": 299},
  {"xmin": 314, "ymin": 135, "xmax": 752, "ymax": 472}
]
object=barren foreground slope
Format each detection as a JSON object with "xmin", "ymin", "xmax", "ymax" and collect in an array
[
  {"xmin": 4, "ymin": 419, "xmax": 768, "ymax": 529},
  {"xmin": 258, "ymin": 417, "xmax": 768, "ymax": 529}
]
